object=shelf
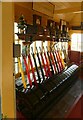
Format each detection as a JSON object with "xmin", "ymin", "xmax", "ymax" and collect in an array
[
  {"xmin": 15, "ymin": 33, "xmax": 54, "ymax": 42},
  {"xmin": 22, "ymin": 41, "xmax": 32, "ymax": 45},
  {"xmin": 16, "ymin": 33, "xmax": 34, "ymax": 40}
]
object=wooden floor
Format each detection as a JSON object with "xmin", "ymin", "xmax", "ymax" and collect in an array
[
  {"xmin": 66, "ymin": 94, "xmax": 83, "ymax": 119},
  {"xmin": 66, "ymin": 65, "xmax": 83, "ymax": 119}
]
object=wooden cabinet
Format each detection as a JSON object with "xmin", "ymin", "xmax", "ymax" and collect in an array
[{"xmin": 81, "ymin": 52, "xmax": 83, "ymax": 63}]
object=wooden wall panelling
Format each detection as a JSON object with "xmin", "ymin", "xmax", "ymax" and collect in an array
[
  {"xmin": 15, "ymin": 2, "xmax": 33, "ymax": 10},
  {"xmin": 70, "ymin": 51, "xmax": 81, "ymax": 64},
  {"xmin": 14, "ymin": 3, "xmax": 33, "ymax": 24},
  {"xmin": 81, "ymin": 52, "xmax": 83, "ymax": 63}
]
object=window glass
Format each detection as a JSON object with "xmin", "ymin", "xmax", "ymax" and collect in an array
[
  {"xmin": 36, "ymin": 41, "xmax": 42, "ymax": 51},
  {"xmin": 71, "ymin": 33, "xmax": 82, "ymax": 52},
  {"xmin": 43, "ymin": 41, "xmax": 48, "ymax": 51}
]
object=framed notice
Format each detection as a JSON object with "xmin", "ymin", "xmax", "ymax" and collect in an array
[
  {"xmin": 33, "ymin": 14, "xmax": 42, "ymax": 26},
  {"xmin": 47, "ymin": 19, "xmax": 55, "ymax": 28}
]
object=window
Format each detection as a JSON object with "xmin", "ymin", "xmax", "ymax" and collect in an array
[
  {"xmin": 71, "ymin": 33, "xmax": 82, "ymax": 52},
  {"xmin": 36, "ymin": 41, "xmax": 42, "ymax": 49},
  {"xmin": 30, "ymin": 42, "xmax": 35, "ymax": 54},
  {"xmin": 14, "ymin": 22, "xmax": 18, "ymax": 40},
  {"xmin": 14, "ymin": 22, "xmax": 25, "ymax": 74},
  {"xmin": 14, "ymin": 22, "xmax": 19, "ymax": 74},
  {"xmin": 43, "ymin": 41, "xmax": 48, "ymax": 51}
]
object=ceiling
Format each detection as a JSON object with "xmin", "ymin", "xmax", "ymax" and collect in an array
[
  {"xmin": 53, "ymin": 2, "xmax": 81, "ymax": 11},
  {"xmin": 51, "ymin": 2, "xmax": 82, "ymax": 26}
]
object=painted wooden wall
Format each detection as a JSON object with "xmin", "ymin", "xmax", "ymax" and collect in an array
[{"xmin": 2, "ymin": 3, "xmax": 16, "ymax": 118}]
